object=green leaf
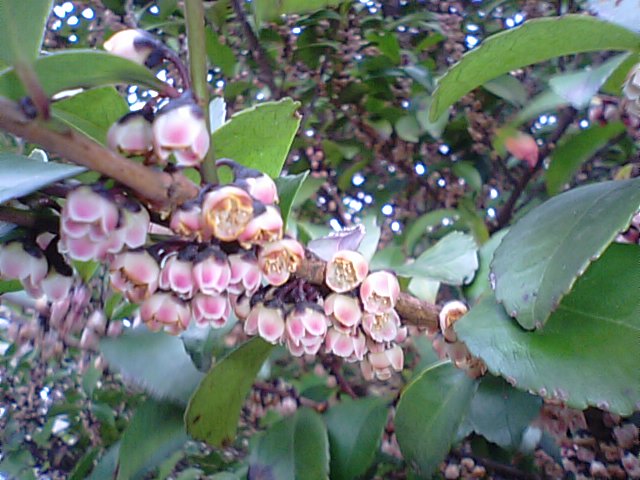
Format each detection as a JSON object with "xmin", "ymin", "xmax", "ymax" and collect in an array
[
  {"xmin": 548, "ymin": 53, "xmax": 630, "ymax": 109},
  {"xmin": 0, "ymin": 1, "xmax": 51, "ymax": 64},
  {"xmin": 185, "ymin": 338, "xmax": 274, "ymax": 446},
  {"xmin": 511, "ymin": 89, "xmax": 567, "ymax": 127},
  {"xmin": 324, "ymin": 397, "xmax": 388, "ymax": 480},
  {"xmin": 457, "ymin": 243, "xmax": 640, "ymax": 415},
  {"xmin": 275, "ymin": 171, "xmax": 309, "ymax": 230},
  {"xmin": 545, "ymin": 122, "xmax": 626, "ymax": 195},
  {"xmin": 51, "ymin": 87, "xmax": 129, "ymax": 145},
  {"xmin": 0, "ymin": 279, "xmax": 23, "ymax": 294},
  {"xmin": 205, "ymin": 28, "xmax": 238, "ymax": 77},
  {"xmin": 116, "ymin": 399, "xmax": 188, "ymax": 480},
  {"xmin": 396, "ymin": 232, "xmax": 478, "ymax": 285},
  {"xmin": 463, "ymin": 229, "xmax": 508, "ymax": 305},
  {"xmin": 458, "ymin": 376, "xmax": 541, "ymax": 449},
  {"xmin": 0, "ymin": 50, "xmax": 168, "ymax": 100},
  {"xmin": 87, "ymin": 443, "xmax": 120, "ymax": 480},
  {"xmin": 491, "ymin": 178, "xmax": 640, "ymax": 330},
  {"xmin": 249, "ymin": 407, "xmax": 329, "ymax": 480},
  {"xmin": 253, "ymin": 0, "xmax": 345, "ymax": 23},
  {"xmin": 0, "ymin": 153, "xmax": 85, "ymax": 204},
  {"xmin": 358, "ymin": 215, "xmax": 382, "ymax": 263},
  {"xmin": 212, "ymin": 99, "xmax": 300, "ymax": 179},
  {"xmin": 483, "ymin": 75, "xmax": 528, "ymax": 107},
  {"xmin": 403, "ymin": 209, "xmax": 458, "ymax": 253},
  {"xmin": 99, "ymin": 327, "xmax": 204, "ymax": 404},
  {"xmin": 395, "ymin": 115, "xmax": 421, "ymax": 143},
  {"xmin": 602, "ymin": 52, "xmax": 640, "ymax": 95},
  {"xmin": 395, "ymin": 361, "xmax": 477, "ymax": 477},
  {"xmin": 430, "ymin": 15, "xmax": 640, "ymax": 120}
]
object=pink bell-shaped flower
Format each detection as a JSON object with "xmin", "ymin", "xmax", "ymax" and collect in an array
[
  {"xmin": 324, "ymin": 327, "xmax": 367, "ymax": 362},
  {"xmin": 228, "ymin": 252, "xmax": 262, "ymax": 295},
  {"xmin": 153, "ymin": 100, "xmax": 210, "ymax": 166},
  {"xmin": 258, "ymin": 239, "xmax": 305, "ymax": 286},
  {"xmin": 170, "ymin": 202, "xmax": 204, "ymax": 240},
  {"xmin": 362, "ymin": 309, "xmax": 401, "ymax": 343},
  {"xmin": 192, "ymin": 248, "xmax": 231, "ymax": 295},
  {"xmin": 103, "ymin": 29, "xmax": 163, "ymax": 67},
  {"xmin": 159, "ymin": 253, "xmax": 196, "ymax": 298},
  {"xmin": 0, "ymin": 242, "xmax": 48, "ymax": 287},
  {"xmin": 244, "ymin": 304, "xmax": 285, "ymax": 344},
  {"xmin": 324, "ymin": 293, "xmax": 362, "ymax": 329},
  {"xmin": 41, "ymin": 270, "xmax": 74, "ymax": 302},
  {"xmin": 201, "ymin": 185, "xmax": 254, "ymax": 242},
  {"xmin": 360, "ymin": 343, "xmax": 404, "ymax": 381},
  {"xmin": 285, "ymin": 304, "xmax": 329, "ymax": 356},
  {"xmin": 107, "ymin": 111, "xmax": 154, "ymax": 156},
  {"xmin": 192, "ymin": 293, "xmax": 231, "ymax": 328},
  {"xmin": 140, "ymin": 292, "xmax": 191, "ymax": 335},
  {"xmin": 325, "ymin": 250, "xmax": 369, "ymax": 293},
  {"xmin": 359, "ymin": 271, "xmax": 400, "ymax": 314},
  {"xmin": 109, "ymin": 250, "xmax": 160, "ymax": 302},
  {"xmin": 237, "ymin": 205, "xmax": 283, "ymax": 247}
]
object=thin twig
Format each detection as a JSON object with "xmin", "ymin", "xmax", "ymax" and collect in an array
[
  {"xmin": 230, "ymin": 0, "xmax": 280, "ymax": 96},
  {"xmin": 450, "ymin": 450, "xmax": 541, "ymax": 480}
]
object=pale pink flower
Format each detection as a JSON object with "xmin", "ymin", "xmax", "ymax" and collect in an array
[
  {"xmin": 0, "ymin": 242, "xmax": 48, "ymax": 286},
  {"xmin": 258, "ymin": 239, "xmax": 305, "ymax": 286},
  {"xmin": 159, "ymin": 253, "xmax": 196, "ymax": 298},
  {"xmin": 170, "ymin": 202, "xmax": 204, "ymax": 240},
  {"xmin": 140, "ymin": 292, "xmax": 191, "ymax": 335},
  {"xmin": 192, "ymin": 249, "xmax": 230, "ymax": 295},
  {"xmin": 153, "ymin": 101, "xmax": 210, "ymax": 166},
  {"xmin": 192, "ymin": 293, "xmax": 231, "ymax": 328},
  {"xmin": 107, "ymin": 111, "xmax": 154, "ymax": 155},
  {"xmin": 324, "ymin": 327, "xmax": 367, "ymax": 362},
  {"xmin": 504, "ymin": 132, "xmax": 539, "ymax": 169},
  {"xmin": 120, "ymin": 204, "xmax": 150, "ymax": 249},
  {"xmin": 237, "ymin": 206, "xmax": 283, "ymax": 247},
  {"xmin": 285, "ymin": 304, "xmax": 329, "ymax": 356},
  {"xmin": 362, "ymin": 309, "xmax": 401, "ymax": 343},
  {"xmin": 325, "ymin": 250, "xmax": 369, "ymax": 293},
  {"xmin": 324, "ymin": 293, "xmax": 362, "ymax": 329},
  {"xmin": 228, "ymin": 252, "xmax": 262, "ymax": 294},
  {"xmin": 201, "ymin": 185, "xmax": 254, "ymax": 242},
  {"xmin": 360, "ymin": 344, "xmax": 404, "ymax": 381},
  {"xmin": 41, "ymin": 270, "xmax": 74, "ymax": 302},
  {"xmin": 110, "ymin": 250, "xmax": 160, "ymax": 302},
  {"xmin": 103, "ymin": 29, "xmax": 161, "ymax": 66},
  {"xmin": 244, "ymin": 304, "xmax": 285, "ymax": 344},
  {"xmin": 242, "ymin": 175, "xmax": 279, "ymax": 205},
  {"xmin": 231, "ymin": 293, "xmax": 251, "ymax": 320},
  {"xmin": 360, "ymin": 271, "xmax": 400, "ymax": 314}
]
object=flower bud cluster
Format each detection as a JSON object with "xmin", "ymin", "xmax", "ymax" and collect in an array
[
  {"xmin": 235, "ymin": 249, "xmax": 406, "ymax": 381},
  {"xmin": 59, "ymin": 186, "xmax": 149, "ymax": 262},
  {"xmin": 429, "ymin": 300, "xmax": 486, "ymax": 379}
]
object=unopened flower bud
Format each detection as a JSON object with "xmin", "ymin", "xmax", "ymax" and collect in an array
[
  {"xmin": 325, "ymin": 250, "xmax": 369, "ymax": 293},
  {"xmin": 362, "ymin": 309, "xmax": 401, "ymax": 343},
  {"xmin": 80, "ymin": 327, "xmax": 99, "ymax": 350},
  {"xmin": 87, "ymin": 310, "xmax": 107, "ymax": 335},
  {"xmin": 107, "ymin": 320, "xmax": 124, "ymax": 337},
  {"xmin": 359, "ymin": 271, "xmax": 400, "ymax": 314},
  {"xmin": 238, "ymin": 205, "xmax": 283, "ymax": 247},
  {"xmin": 153, "ymin": 100, "xmax": 210, "ymax": 166},
  {"xmin": 324, "ymin": 293, "xmax": 362, "ymax": 329},
  {"xmin": 258, "ymin": 239, "xmax": 305, "ymax": 286},
  {"xmin": 110, "ymin": 250, "xmax": 160, "ymax": 302},
  {"xmin": 192, "ymin": 293, "xmax": 231, "ymax": 328},
  {"xmin": 103, "ymin": 29, "xmax": 164, "ymax": 67},
  {"xmin": 231, "ymin": 293, "xmax": 251, "ymax": 319},
  {"xmin": 244, "ymin": 304, "xmax": 285, "ymax": 344},
  {"xmin": 285, "ymin": 304, "xmax": 329, "ymax": 356},
  {"xmin": 202, "ymin": 186, "xmax": 254, "ymax": 241},
  {"xmin": 41, "ymin": 270, "xmax": 74, "ymax": 302},
  {"xmin": 504, "ymin": 132, "xmax": 539, "ymax": 169},
  {"xmin": 107, "ymin": 111, "xmax": 154, "ymax": 156},
  {"xmin": 216, "ymin": 159, "xmax": 279, "ymax": 205},
  {"xmin": 140, "ymin": 292, "xmax": 191, "ymax": 335}
]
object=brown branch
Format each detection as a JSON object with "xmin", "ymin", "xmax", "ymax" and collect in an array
[
  {"xmin": 493, "ymin": 107, "xmax": 577, "ymax": 230},
  {"xmin": 297, "ymin": 255, "xmax": 440, "ymax": 330},
  {"xmin": 230, "ymin": 0, "xmax": 281, "ymax": 96},
  {"xmin": 0, "ymin": 97, "xmax": 199, "ymax": 210},
  {"xmin": 0, "ymin": 206, "xmax": 58, "ymax": 232}
]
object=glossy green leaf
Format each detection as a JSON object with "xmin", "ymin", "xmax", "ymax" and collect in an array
[
  {"xmin": 358, "ymin": 215, "xmax": 382, "ymax": 263},
  {"xmin": 185, "ymin": 338, "xmax": 274, "ymax": 446},
  {"xmin": 51, "ymin": 87, "xmax": 129, "ymax": 145},
  {"xmin": 483, "ymin": 75, "xmax": 528, "ymax": 106},
  {"xmin": 602, "ymin": 52, "xmax": 640, "ymax": 95},
  {"xmin": 99, "ymin": 327, "xmax": 204, "ymax": 404},
  {"xmin": 395, "ymin": 115, "xmax": 421, "ymax": 143},
  {"xmin": 395, "ymin": 361, "xmax": 477, "ymax": 477},
  {"xmin": 549, "ymin": 53, "xmax": 630, "ymax": 108},
  {"xmin": 512, "ymin": 89, "xmax": 567, "ymax": 126},
  {"xmin": 0, "ymin": 1, "xmax": 51, "ymax": 64},
  {"xmin": 0, "ymin": 50, "xmax": 168, "ymax": 100},
  {"xmin": 546, "ymin": 122, "xmax": 626, "ymax": 195},
  {"xmin": 458, "ymin": 375, "xmax": 541, "ymax": 449},
  {"xmin": 249, "ymin": 407, "xmax": 329, "ymax": 480},
  {"xmin": 458, "ymin": 243, "xmax": 640, "ymax": 415},
  {"xmin": 87, "ymin": 443, "xmax": 120, "ymax": 480},
  {"xmin": 211, "ymin": 99, "xmax": 301, "ymax": 178},
  {"xmin": 0, "ymin": 153, "xmax": 85, "ymax": 204},
  {"xmin": 324, "ymin": 397, "xmax": 388, "ymax": 480},
  {"xmin": 253, "ymin": 0, "xmax": 345, "ymax": 23},
  {"xmin": 492, "ymin": 178, "xmax": 640, "ymax": 329},
  {"xmin": 205, "ymin": 27, "xmax": 238, "ymax": 77},
  {"xmin": 464, "ymin": 229, "xmax": 508, "ymax": 305},
  {"xmin": 275, "ymin": 171, "xmax": 309, "ymax": 230},
  {"xmin": 116, "ymin": 399, "xmax": 188, "ymax": 480},
  {"xmin": 0, "ymin": 279, "xmax": 23, "ymax": 294},
  {"xmin": 430, "ymin": 15, "xmax": 640, "ymax": 120},
  {"xmin": 396, "ymin": 231, "xmax": 478, "ymax": 285}
]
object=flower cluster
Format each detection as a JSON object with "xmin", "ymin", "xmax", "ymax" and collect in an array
[
  {"xmin": 236, "ymin": 249, "xmax": 406, "ymax": 381},
  {"xmin": 59, "ymin": 186, "xmax": 149, "ymax": 262},
  {"xmin": 429, "ymin": 301, "xmax": 486, "ymax": 379}
]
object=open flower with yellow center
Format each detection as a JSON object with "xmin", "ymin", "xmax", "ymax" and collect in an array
[
  {"xmin": 360, "ymin": 271, "xmax": 400, "ymax": 314},
  {"xmin": 325, "ymin": 250, "xmax": 369, "ymax": 293},
  {"xmin": 258, "ymin": 239, "xmax": 305, "ymax": 286},
  {"xmin": 202, "ymin": 186, "xmax": 254, "ymax": 242}
]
